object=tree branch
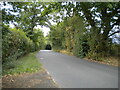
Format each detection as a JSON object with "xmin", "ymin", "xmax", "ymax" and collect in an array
[
  {"xmin": 108, "ymin": 30, "xmax": 120, "ymax": 37},
  {"xmin": 111, "ymin": 16, "xmax": 120, "ymax": 29}
]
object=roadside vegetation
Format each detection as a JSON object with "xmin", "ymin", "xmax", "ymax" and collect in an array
[
  {"xmin": 1, "ymin": 2, "xmax": 120, "ymax": 76},
  {"xmin": 2, "ymin": 2, "xmax": 46, "ymax": 76},
  {"xmin": 48, "ymin": 3, "xmax": 120, "ymax": 66},
  {"xmin": 2, "ymin": 24, "xmax": 45, "ymax": 75},
  {"xmin": 3, "ymin": 52, "xmax": 42, "ymax": 75}
]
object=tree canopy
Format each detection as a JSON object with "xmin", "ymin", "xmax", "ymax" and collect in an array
[{"xmin": 1, "ymin": 1, "xmax": 120, "ymax": 62}]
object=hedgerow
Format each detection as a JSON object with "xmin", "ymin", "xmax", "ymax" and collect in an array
[{"xmin": 2, "ymin": 25, "xmax": 44, "ymax": 63}]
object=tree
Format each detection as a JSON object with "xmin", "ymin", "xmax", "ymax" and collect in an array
[
  {"xmin": 79, "ymin": 2, "xmax": 120, "ymax": 57},
  {"xmin": 49, "ymin": 2, "xmax": 120, "ymax": 59}
]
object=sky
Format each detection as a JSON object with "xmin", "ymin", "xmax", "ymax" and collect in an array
[{"xmin": 35, "ymin": 25, "xmax": 50, "ymax": 36}]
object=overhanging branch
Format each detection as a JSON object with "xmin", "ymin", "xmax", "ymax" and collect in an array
[{"xmin": 108, "ymin": 30, "xmax": 120, "ymax": 37}]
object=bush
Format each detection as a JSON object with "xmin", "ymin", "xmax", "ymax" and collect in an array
[
  {"xmin": 73, "ymin": 34, "xmax": 89, "ymax": 58},
  {"xmin": 2, "ymin": 25, "xmax": 35, "ymax": 63},
  {"xmin": 110, "ymin": 44, "xmax": 120, "ymax": 57}
]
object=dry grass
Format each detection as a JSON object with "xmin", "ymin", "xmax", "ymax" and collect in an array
[
  {"xmin": 59, "ymin": 50, "xmax": 73, "ymax": 56},
  {"xmin": 84, "ymin": 57, "xmax": 118, "ymax": 67}
]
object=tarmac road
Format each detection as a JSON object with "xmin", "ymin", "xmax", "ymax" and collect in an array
[{"xmin": 37, "ymin": 50, "xmax": 118, "ymax": 88}]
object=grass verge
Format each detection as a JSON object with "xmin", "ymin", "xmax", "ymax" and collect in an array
[{"xmin": 3, "ymin": 51, "xmax": 42, "ymax": 76}]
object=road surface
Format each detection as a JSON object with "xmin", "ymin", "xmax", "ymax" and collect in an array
[{"xmin": 37, "ymin": 50, "xmax": 118, "ymax": 88}]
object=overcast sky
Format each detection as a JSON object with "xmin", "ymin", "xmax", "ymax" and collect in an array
[{"xmin": 35, "ymin": 25, "xmax": 50, "ymax": 36}]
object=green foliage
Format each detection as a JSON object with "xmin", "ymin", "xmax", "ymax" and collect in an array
[
  {"xmin": 2, "ymin": 25, "xmax": 31, "ymax": 63},
  {"xmin": 2, "ymin": 2, "xmax": 46, "ymax": 66},
  {"xmin": 49, "ymin": 25, "xmax": 64, "ymax": 50},
  {"xmin": 30, "ymin": 29, "xmax": 45, "ymax": 50},
  {"xmin": 79, "ymin": 2, "xmax": 120, "ymax": 58},
  {"xmin": 73, "ymin": 33, "xmax": 89, "ymax": 58},
  {"xmin": 49, "ymin": 15, "xmax": 90, "ymax": 57},
  {"xmin": 2, "ymin": 2, "xmax": 119, "ymax": 63},
  {"xmin": 3, "ymin": 52, "xmax": 42, "ymax": 75},
  {"xmin": 110, "ymin": 44, "xmax": 120, "ymax": 57},
  {"xmin": 2, "ymin": 25, "xmax": 45, "ymax": 63}
]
